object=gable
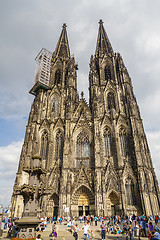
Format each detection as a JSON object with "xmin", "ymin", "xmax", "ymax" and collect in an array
[
  {"xmin": 72, "ymin": 165, "xmax": 92, "ymax": 193},
  {"xmin": 72, "ymin": 97, "xmax": 91, "ymax": 121},
  {"xmin": 39, "ymin": 119, "xmax": 50, "ymax": 132},
  {"xmin": 53, "ymin": 118, "xmax": 64, "ymax": 132}
]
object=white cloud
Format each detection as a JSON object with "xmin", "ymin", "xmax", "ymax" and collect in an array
[
  {"xmin": 0, "ymin": 140, "xmax": 23, "ymax": 207},
  {"xmin": 146, "ymin": 131, "xmax": 160, "ymax": 185}
]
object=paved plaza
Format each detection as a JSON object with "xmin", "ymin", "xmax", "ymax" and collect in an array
[
  {"xmin": 0, "ymin": 219, "xmax": 156, "ymax": 240},
  {"xmin": 35, "ymin": 222, "xmax": 148, "ymax": 240}
]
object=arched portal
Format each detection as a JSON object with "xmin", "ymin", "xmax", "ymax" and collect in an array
[
  {"xmin": 46, "ymin": 193, "xmax": 59, "ymax": 218},
  {"xmin": 78, "ymin": 193, "xmax": 90, "ymax": 216},
  {"xmin": 72, "ymin": 185, "xmax": 95, "ymax": 217},
  {"xmin": 107, "ymin": 191, "xmax": 120, "ymax": 216}
]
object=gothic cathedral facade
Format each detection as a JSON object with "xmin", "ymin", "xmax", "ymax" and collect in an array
[{"xmin": 11, "ymin": 21, "xmax": 160, "ymax": 218}]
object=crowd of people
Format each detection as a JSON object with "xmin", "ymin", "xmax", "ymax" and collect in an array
[
  {"xmin": 0, "ymin": 216, "xmax": 18, "ymax": 238},
  {"xmin": 47, "ymin": 214, "xmax": 160, "ymax": 240},
  {"xmin": 0, "ymin": 214, "xmax": 160, "ymax": 239}
]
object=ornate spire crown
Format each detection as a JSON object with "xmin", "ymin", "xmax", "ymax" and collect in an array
[
  {"xmin": 95, "ymin": 19, "xmax": 114, "ymax": 58},
  {"xmin": 54, "ymin": 23, "xmax": 70, "ymax": 58}
]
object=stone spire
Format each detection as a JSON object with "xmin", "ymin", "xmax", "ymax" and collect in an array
[
  {"xmin": 54, "ymin": 23, "xmax": 70, "ymax": 58},
  {"xmin": 95, "ymin": 19, "xmax": 113, "ymax": 58}
]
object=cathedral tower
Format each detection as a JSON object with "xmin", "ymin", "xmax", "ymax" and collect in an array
[{"xmin": 11, "ymin": 22, "xmax": 160, "ymax": 218}]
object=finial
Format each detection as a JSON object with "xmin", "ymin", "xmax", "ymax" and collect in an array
[
  {"xmin": 62, "ymin": 23, "xmax": 67, "ymax": 29},
  {"xmin": 81, "ymin": 91, "xmax": 84, "ymax": 98},
  {"xmin": 99, "ymin": 19, "xmax": 103, "ymax": 25}
]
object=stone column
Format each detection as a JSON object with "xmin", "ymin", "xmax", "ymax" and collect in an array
[{"xmin": 15, "ymin": 154, "xmax": 44, "ymax": 239}]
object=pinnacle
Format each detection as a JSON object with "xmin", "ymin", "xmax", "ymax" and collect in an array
[
  {"xmin": 54, "ymin": 23, "xmax": 70, "ymax": 59},
  {"xmin": 81, "ymin": 91, "xmax": 84, "ymax": 98},
  {"xmin": 99, "ymin": 19, "xmax": 103, "ymax": 25},
  {"xmin": 95, "ymin": 20, "xmax": 113, "ymax": 57},
  {"xmin": 62, "ymin": 23, "xmax": 67, "ymax": 29}
]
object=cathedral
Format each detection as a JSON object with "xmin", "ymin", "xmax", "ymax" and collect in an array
[{"xmin": 11, "ymin": 21, "xmax": 160, "ymax": 218}]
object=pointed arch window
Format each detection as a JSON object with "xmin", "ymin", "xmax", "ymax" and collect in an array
[
  {"xmin": 55, "ymin": 131, "xmax": 64, "ymax": 163},
  {"xmin": 65, "ymin": 69, "xmax": 68, "ymax": 87},
  {"xmin": 125, "ymin": 181, "xmax": 130, "ymax": 205},
  {"xmin": 76, "ymin": 132, "xmax": 90, "ymax": 158},
  {"xmin": 41, "ymin": 132, "xmax": 48, "ymax": 161},
  {"xmin": 125, "ymin": 178, "xmax": 136, "ymax": 205},
  {"xmin": 51, "ymin": 95, "xmax": 60, "ymax": 117},
  {"xmin": 116, "ymin": 60, "xmax": 121, "ymax": 83},
  {"xmin": 104, "ymin": 66, "xmax": 111, "ymax": 82},
  {"xmin": 107, "ymin": 92, "xmax": 116, "ymax": 113},
  {"xmin": 55, "ymin": 69, "xmax": 61, "ymax": 85},
  {"xmin": 76, "ymin": 132, "xmax": 90, "ymax": 168},
  {"xmin": 131, "ymin": 182, "xmax": 136, "ymax": 205},
  {"xmin": 119, "ymin": 128, "xmax": 128, "ymax": 156},
  {"xmin": 103, "ymin": 129, "xmax": 112, "ymax": 157}
]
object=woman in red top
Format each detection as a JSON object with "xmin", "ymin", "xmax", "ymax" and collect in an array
[{"xmin": 155, "ymin": 215, "xmax": 159, "ymax": 225}]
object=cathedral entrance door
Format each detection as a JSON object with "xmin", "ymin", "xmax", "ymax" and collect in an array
[
  {"xmin": 85, "ymin": 206, "xmax": 89, "ymax": 216},
  {"xmin": 78, "ymin": 206, "xmax": 83, "ymax": 216},
  {"xmin": 108, "ymin": 191, "xmax": 120, "ymax": 216},
  {"xmin": 111, "ymin": 205, "xmax": 115, "ymax": 216},
  {"xmin": 53, "ymin": 206, "xmax": 58, "ymax": 219},
  {"xmin": 50, "ymin": 194, "xmax": 59, "ymax": 219},
  {"xmin": 78, "ymin": 193, "xmax": 90, "ymax": 216}
]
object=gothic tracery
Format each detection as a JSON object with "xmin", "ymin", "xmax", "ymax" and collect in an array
[
  {"xmin": 55, "ymin": 131, "xmax": 63, "ymax": 164},
  {"xmin": 103, "ymin": 128, "xmax": 112, "ymax": 157},
  {"xmin": 41, "ymin": 132, "xmax": 48, "ymax": 162},
  {"xmin": 119, "ymin": 128, "xmax": 128, "ymax": 157}
]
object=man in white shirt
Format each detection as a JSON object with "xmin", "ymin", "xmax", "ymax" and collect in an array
[{"xmin": 82, "ymin": 222, "xmax": 90, "ymax": 240}]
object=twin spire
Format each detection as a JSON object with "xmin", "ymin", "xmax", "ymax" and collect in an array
[
  {"xmin": 54, "ymin": 23, "xmax": 70, "ymax": 58},
  {"xmin": 55, "ymin": 20, "xmax": 113, "ymax": 59},
  {"xmin": 95, "ymin": 19, "xmax": 114, "ymax": 57}
]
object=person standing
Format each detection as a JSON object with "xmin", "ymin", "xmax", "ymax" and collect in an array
[
  {"xmin": 80, "ymin": 216, "xmax": 82, "ymax": 223},
  {"xmin": 59, "ymin": 216, "xmax": 62, "ymax": 225},
  {"xmin": 87, "ymin": 221, "xmax": 91, "ymax": 239},
  {"xmin": 73, "ymin": 223, "xmax": 79, "ymax": 240},
  {"xmin": 52, "ymin": 222, "xmax": 58, "ymax": 240},
  {"xmin": 94, "ymin": 216, "xmax": 97, "ymax": 226},
  {"xmin": 82, "ymin": 222, "xmax": 90, "ymax": 240},
  {"xmin": 71, "ymin": 218, "xmax": 76, "ymax": 233},
  {"xmin": 135, "ymin": 222, "xmax": 140, "ymax": 237},
  {"xmin": 127, "ymin": 225, "xmax": 133, "ymax": 240},
  {"xmin": 155, "ymin": 215, "xmax": 159, "ymax": 225},
  {"xmin": 4, "ymin": 217, "xmax": 8, "ymax": 230},
  {"xmin": 100, "ymin": 220, "xmax": 106, "ymax": 240},
  {"xmin": 91, "ymin": 216, "xmax": 93, "ymax": 226},
  {"xmin": 140, "ymin": 218, "xmax": 146, "ymax": 237}
]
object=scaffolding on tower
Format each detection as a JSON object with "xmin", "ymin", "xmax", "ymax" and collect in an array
[{"xmin": 29, "ymin": 48, "xmax": 52, "ymax": 95}]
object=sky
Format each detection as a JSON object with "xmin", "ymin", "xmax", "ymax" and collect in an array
[{"xmin": 0, "ymin": 0, "xmax": 160, "ymax": 208}]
